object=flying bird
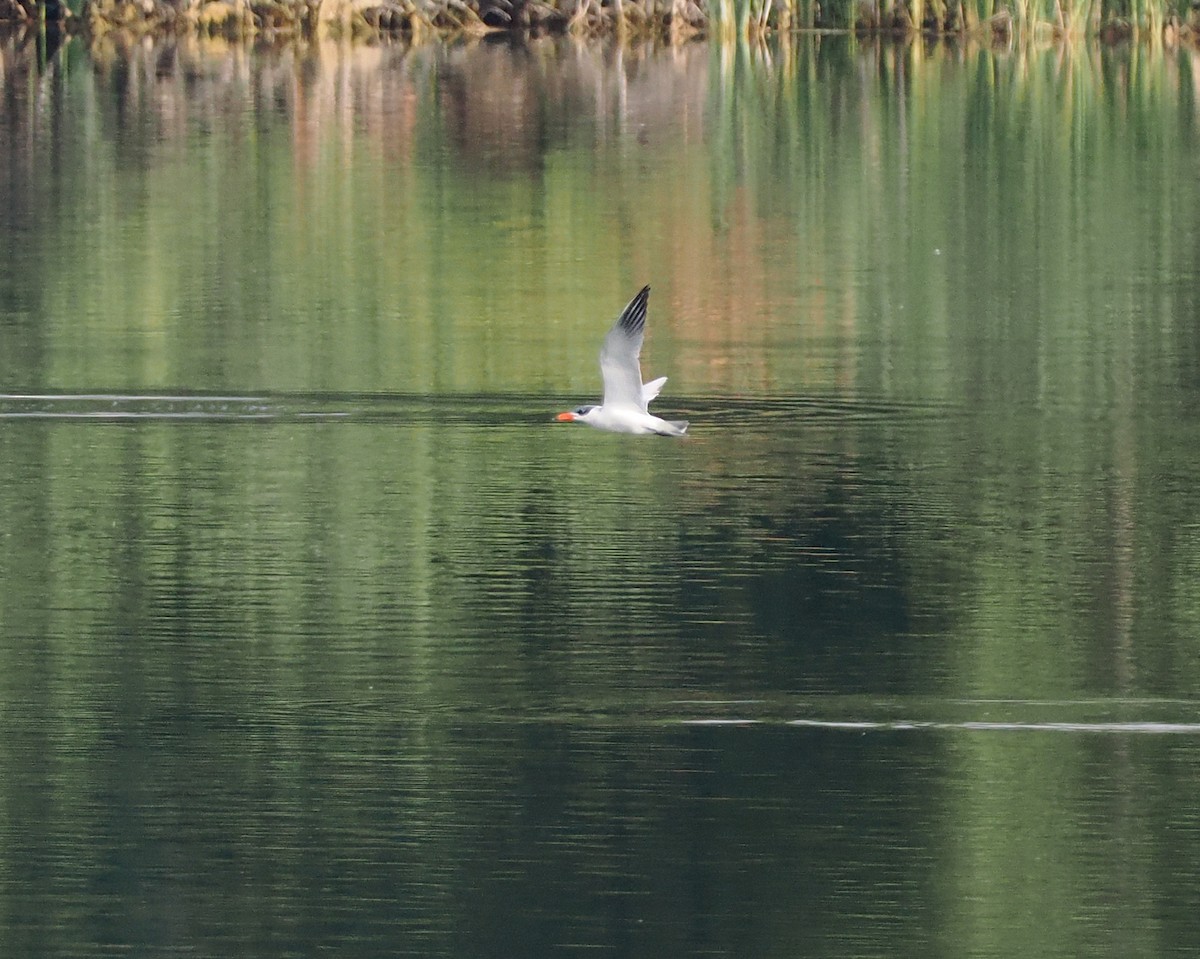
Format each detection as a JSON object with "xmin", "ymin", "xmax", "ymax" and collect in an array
[{"xmin": 555, "ymin": 285, "xmax": 688, "ymax": 437}]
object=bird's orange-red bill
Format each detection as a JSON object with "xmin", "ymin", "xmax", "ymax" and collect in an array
[{"xmin": 555, "ymin": 412, "xmax": 576, "ymax": 422}]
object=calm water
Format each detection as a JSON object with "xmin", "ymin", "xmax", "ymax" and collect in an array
[{"xmin": 2, "ymin": 30, "xmax": 1200, "ymax": 956}]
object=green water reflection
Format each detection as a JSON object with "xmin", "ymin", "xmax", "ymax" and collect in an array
[{"xmin": 1, "ymin": 31, "xmax": 1199, "ymax": 958}]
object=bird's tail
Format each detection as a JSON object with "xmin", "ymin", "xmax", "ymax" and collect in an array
[{"xmin": 662, "ymin": 420, "xmax": 689, "ymax": 436}]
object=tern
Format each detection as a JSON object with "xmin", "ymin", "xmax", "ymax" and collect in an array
[{"xmin": 555, "ymin": 285, "xmax": 688, "ymax": 437}]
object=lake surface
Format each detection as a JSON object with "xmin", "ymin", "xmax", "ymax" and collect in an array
[{"xmin": 3, "ymin": 29, "xmax": 1200, "ymax": 956}]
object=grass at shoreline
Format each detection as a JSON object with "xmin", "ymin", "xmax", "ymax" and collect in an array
[{"xmin": 3, "ymin": 0, "xmax": 1199, "ymax": 42}]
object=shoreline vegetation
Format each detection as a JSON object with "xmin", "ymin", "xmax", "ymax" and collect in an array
[{"xmin": 3, "ymin": 0, "xmax": 1200, "ymax": 41}]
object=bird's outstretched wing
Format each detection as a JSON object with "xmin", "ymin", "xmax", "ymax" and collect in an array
[
  {"xmin": 641, "ymin": 376, "xmax": 667, "ymax": 406},
  {"xmin": 600, "ymin": 285, "xmax": 650, "ymax": 411}
]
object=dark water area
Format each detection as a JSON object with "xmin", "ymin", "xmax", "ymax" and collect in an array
[{"xmin": 2, "ymin": 32, "xmax": 1200, "ymax": 957}]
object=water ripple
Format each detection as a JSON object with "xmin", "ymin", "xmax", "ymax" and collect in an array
[
  {"xmin": 785, "ymin": 719, "xmax": 1200, "ymax": 735},
  {"xmin": 0, "ymin": 391, "xmax": 959, "ymax": 426}
]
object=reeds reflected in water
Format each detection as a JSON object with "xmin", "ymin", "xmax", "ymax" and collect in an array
[
  {"xmin": 2, "ymin": 31, "xmax": 1198, "ymax": 400},
  {"xmin": 4, "ymin": 0, "xmax": 1200, "ymax": 40}
]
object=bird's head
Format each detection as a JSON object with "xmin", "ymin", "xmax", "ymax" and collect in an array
[{"xmin": 555, "ymin": 405, "xmax": 598, "ymax": 424}]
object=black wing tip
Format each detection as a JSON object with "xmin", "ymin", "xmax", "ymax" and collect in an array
[{"xmin": 618, "ymin": 284, "xmax": 651, "ymax": 335}]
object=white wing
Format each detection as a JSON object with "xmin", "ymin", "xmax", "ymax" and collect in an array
[
  {"xmin": 599, "ymin": 285, "xmax": 651, "ymax": 411},
  {"xmin": 641, "ymin": 376, "xmax": 667, "ymax": 406}
]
